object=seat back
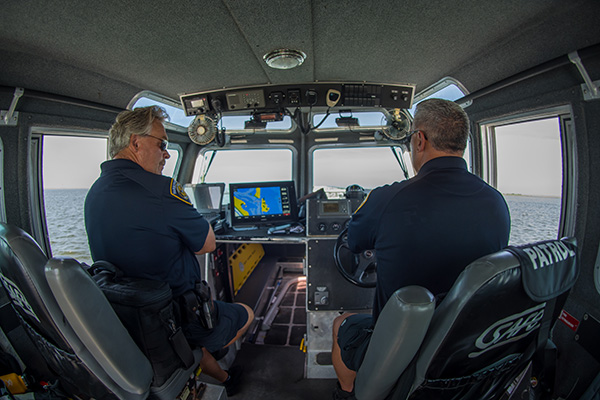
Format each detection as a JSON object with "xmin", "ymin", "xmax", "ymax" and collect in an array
[
  {"xmin": 0, "ymin": 223, "xmax": 69, "ymax": 349},
  {"xmin": 412, "ymin": 238, "xmax": 578, "ymax": 400},
  {"xmin": 355, "ymin": 238, "xmax": 578, "ymax": 400},
  {"xmin": 88, "ymin": 262, "xmax": 200, "ymax": 398},
  {"xmin": 355, "ymin": 286, "xmax": 436, "ymax": 400},
  {"xmin": 0, "ymin": 223, "xmax": 153, "ymax": 399}
]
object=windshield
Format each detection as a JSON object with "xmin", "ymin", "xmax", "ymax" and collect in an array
[
  {"xmin": 311, "ymin": 146, "xmax": 413, "ymax": 198},
  {"xmin": 192, "ymin": 148, "xmax": 294, "ymax": 204}
]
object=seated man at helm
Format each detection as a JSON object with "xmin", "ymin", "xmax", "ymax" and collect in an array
[
  {"xmin": 331, "ymin": 99, "xmax": 511, "ymax": 399},
  {"xmin": 85, "ymin": 106, "xmax": 253, "ymax": 397}
]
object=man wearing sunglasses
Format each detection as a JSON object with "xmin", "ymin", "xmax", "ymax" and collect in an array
[
  {"xmin": 85, "ymin": 106, "xmax": 252, "ymax": 396},
  {"xmin": 331, "ymin": 99, "xmax": 511, "ymax": 399}
]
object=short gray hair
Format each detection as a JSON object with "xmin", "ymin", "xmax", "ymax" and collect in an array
[
  {"xmin": 412, "ymin": 98, "xmax": 469, "ymax": 153},
  {"xmin": 108, "ymin": 106, "xmax": 169, "ymax": 158}
]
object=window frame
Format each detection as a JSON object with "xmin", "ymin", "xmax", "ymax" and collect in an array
[
  {"xmin": 412, "ymin": 77, "xmax": 471, "ymax": 110},
  {"xmin": 0, "ymin": 137, "xmax": 6, "ymax": 223},
  {"xmin": 128, "ymin": 90, "xmax": 192, "ymax": 132},
  {"xmin": 478, "ymin": 105, "xmax": 575, "ymax": 240},
  {"xmin": 30, "ymin": 128, "xmax": 109, "ymax": 256},
  {"xmin": 163, "ymin": 143, "xmax": 183, "ymax": 178}
]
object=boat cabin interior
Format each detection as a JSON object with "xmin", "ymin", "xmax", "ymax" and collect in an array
[{"xmin": 1, "ymin": 1, "xmax": 600, "ymax": 399}]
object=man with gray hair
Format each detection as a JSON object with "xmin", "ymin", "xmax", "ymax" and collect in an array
[
  {"xmin": 85, "ymin": 106, "xmax": 252, "ymax": 396},
  {"xmin": 331, "ymin": 99, "xmax": 511, "ymax": 399}
]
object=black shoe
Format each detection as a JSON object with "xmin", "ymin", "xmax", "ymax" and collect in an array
[
  {"xmin": 332, "ymin": 382, "xmax": 356, "ymax": 400},
  {"xmin": 223, "ymin": 365, "xmax": 243, "ymax": 397},
  {"xmin": 210, "ymin": 347, "xmax": 229, "ymax": 361}
]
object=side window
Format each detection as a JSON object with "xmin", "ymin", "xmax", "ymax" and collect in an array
[
  {"xmin": 42, "ymin": 136, "xmax": 180, "ymax": 264},
  {"xmin": 482, "ymin": 117, "xmax": 563, "ymax": 245},
  {"xmin": 42, "ymin": 135, "xmax": 108, "ymax": 264}
]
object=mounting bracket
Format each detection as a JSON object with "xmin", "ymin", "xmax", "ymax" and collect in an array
[
  {"xmin": 1, "ymin": 87, "xmax": 24, "ymax": 126},
  {"xmin": 569, "ymin": 51, "xmax": 600, "ymax": 101}
]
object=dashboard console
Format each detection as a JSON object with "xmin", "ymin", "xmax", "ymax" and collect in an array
[{"xmin": 181, "ymin": 82, "xmax": 415, "ymax": 116}]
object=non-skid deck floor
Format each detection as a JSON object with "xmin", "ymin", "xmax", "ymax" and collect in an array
[
  {"xmin": 229, "ymin": 258, "xmax": 336, "ymax": 398},
  {"xmin": 262, "ymin": 280, "xmax": 306, "ymax": 347}
]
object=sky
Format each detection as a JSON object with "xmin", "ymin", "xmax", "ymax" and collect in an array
[
  {"xmin": 494, "ymin": 118, "xmax": 562, "ymax": 197},
  {"xmin": 43, "ymin": 136, "xmax": 107, "ymax": 189},
  {"xmin": 42, "ymin": 137, "xmax": 178, "ymax": 189}
]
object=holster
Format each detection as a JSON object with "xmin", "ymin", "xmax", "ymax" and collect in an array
[{"xmin": 180, "ymin": 281, "xmax": 217, "ymax": 330}]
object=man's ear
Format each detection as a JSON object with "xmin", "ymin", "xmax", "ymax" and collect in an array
[
  {"xmin": 414, "ymin": 131, "xmax": 427, "ymax": 152},
  {"xmin": 130, "ymin": 134, "xmax": 140, "ymax": 151}
]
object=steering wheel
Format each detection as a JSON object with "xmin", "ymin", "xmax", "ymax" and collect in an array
[{"xmin": 334, "ymin": 227, "xmax": 377, "ymax": 288}]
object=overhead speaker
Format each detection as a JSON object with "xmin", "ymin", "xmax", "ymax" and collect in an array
[
  {"xmin": 381, "ymin": 109, "xmax": 412, "ymax": 141},
  {"xmin": 188, "ymin": 114, "xmax": 218, "ymax": 145}
]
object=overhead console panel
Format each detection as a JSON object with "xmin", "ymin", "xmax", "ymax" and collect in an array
[{"xmin": 180, "ymin": 82, "xmax": 415, "ymax": 116}]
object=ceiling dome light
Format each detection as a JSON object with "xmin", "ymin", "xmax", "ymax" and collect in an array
[{"xmin": 263, "ymin": 49, "xmax": 307, "ymax": 70}]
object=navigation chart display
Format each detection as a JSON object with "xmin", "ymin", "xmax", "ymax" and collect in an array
[
  {"xmin": 234, "ymin": 187, "xmax": 285, "ymax": 217},
  {"xmin": 229, "ymin": 181, "xmax": 298, "ymax": 227}
]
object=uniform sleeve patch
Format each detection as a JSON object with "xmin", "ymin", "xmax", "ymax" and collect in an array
[{"xmin": 170, "ymin": 179, "xmax": 192, "ymax": 205}]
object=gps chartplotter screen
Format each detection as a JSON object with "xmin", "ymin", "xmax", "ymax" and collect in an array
[{"xmin": 229, "ymin": 181, "xmax": 298, "ymax": 228}]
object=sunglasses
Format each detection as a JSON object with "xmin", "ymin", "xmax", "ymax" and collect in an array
[
  {"xmin": 146, "ymin": 134, "xmax": 169, "ymax": 151},
  {"xmin": 400, "ymin": 129, "xmax": 428, "ymax": 151}
]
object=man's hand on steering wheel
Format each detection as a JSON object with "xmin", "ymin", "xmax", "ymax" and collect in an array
[{"xmin": 333, "ymin": 227, "xmax": 377, "ymax": 288}]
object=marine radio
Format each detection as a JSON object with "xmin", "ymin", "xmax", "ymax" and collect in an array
[{"xmin": 306, "ymin": 198, "xmax": 363, "ymax": 237}]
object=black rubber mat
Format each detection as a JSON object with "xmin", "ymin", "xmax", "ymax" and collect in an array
[
  {"xmin": 273, "ymin": 307, "xmax": 292, "ymax": 324},
  {"xmin": 290, "ymin": 326, "xmax": 305, "ymax": 346},
  {"xmin": 230, "ymin": 343, "xmax": 336, "ymax": 399},
  {"xmin": 264, "ymin": 325, "xmax": 289, "ymax": 345},
  {"xmin": 293, "ymin": 307, "xmax": 306, "ymax": 324}
]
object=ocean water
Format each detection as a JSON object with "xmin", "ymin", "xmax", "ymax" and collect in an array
[
  {"xmin": 504, "ymin": 194, "xmax": 561, "ymax": 245},
  {"xmin": 43, "ymin": 190, "xmax": 561, "ymax": 264},
  {"xmin": 44, "ymin": 189, "xmax": 93, "ymax": 265}
]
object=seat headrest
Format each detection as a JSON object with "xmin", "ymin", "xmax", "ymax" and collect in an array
[{"xmin": 507, "ymin": 238, "xmax": 578, "ymax": 302}]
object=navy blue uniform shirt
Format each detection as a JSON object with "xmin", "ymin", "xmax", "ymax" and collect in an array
[
  {"xmin": 84, "ymin": 159, "xmax": 210, "ymax": 297},
  {"xmin": 348, "ymin": 156, "xmax": 510, "ymax": 321}
]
